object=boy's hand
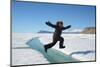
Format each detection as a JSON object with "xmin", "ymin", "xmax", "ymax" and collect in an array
[
  {"xmin": 45, "ymin": 21, "xmax": 56, "ymax": 28},
  {"xmin": 46, "ymin": 21, "xmax": 50, "ymax": 25},
  {"xmin": 68, "ymin": 25, "xmax": 71, "ymax": 28},
  {"xmin": 63, "ymin": 25, "xmax": 71, "ymax": 30}
]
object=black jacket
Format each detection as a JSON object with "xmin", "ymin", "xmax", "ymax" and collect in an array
[{"xmin": 46, "ymin": 22, "xmax": 71, "ymax": 39}]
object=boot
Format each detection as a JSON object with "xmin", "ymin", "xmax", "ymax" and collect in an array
[
  {"xmin": 44, "ymin": 45, "xmax": 47, "ymax": 53},
  {"xmin": 60, "ymin": 45, "xmax": 65, "ymax": 49}
]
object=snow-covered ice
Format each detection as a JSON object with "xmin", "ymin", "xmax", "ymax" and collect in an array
[
  {"xmin": 39, "ymin": 33, "xmax": 95, "ymax": 61},
  {"xmin": 12, "ymin": 33, "xmax": 49, "ymax": 66},
  {"xmin": 12, "ymin": 33, "xmax": 96, "ymax": 65},
  {"xmin": 12, "ymin": 49, "xmax": 49, "ymax": 65}
]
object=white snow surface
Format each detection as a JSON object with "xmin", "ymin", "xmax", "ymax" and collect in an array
[
  {"xmin": 12, "ymin": 33, "xmax": 49, "ymax": 65},
  {"xmin": 12, "ymin": 33, "xmax": 96, "ymax": 65},
  {"xmin": 39, "ymin": 33, "xmax": 95, "ymax": 61}
]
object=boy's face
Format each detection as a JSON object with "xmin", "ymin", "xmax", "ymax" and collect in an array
[{"xmin": 58, "ymin": 23, "xmax": 63, "ymax": 28}]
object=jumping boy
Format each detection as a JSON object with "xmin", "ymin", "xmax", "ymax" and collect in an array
[{"xmin": 44, "ymin": 21, "xmax": 71, "ymax": 53}]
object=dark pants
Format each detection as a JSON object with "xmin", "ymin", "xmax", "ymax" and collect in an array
[{"xmin": 45, "ymin": 36, "xmax": 64, "ymax": 50}]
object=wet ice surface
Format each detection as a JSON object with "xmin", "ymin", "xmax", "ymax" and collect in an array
[{"xmin": 12, "ymin": 33, "xmax": 95, "ymax": 65}]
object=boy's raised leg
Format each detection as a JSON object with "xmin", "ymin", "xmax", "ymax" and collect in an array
[{"xmin": 44, "ymin": 41, "xmax": 57, "ymax": 53}]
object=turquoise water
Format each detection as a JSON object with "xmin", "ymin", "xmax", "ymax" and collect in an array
[{"xmin": 26, "ymin": 38, "xmax": 79, "ymax": 63}]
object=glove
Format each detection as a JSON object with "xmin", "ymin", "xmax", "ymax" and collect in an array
[
  {"xmin": 66, "ymin": 25, "xmax": 71, "ymax": 29},
  {"xmin": 68, "ymin": 25, "xmax": 71, "ymax": 28},
  {"xmin": 46, "ymin": 21, "xmax": 50, "ymax": 25}
]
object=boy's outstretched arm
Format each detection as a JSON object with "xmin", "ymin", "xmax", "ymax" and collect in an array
[
  {"xmin": 45, "ymin": 21, "xmax": 56, "ymax": 28},
  {"xmin": 62, "ymin": 25, "xmax": 71, "ymax": 30}
]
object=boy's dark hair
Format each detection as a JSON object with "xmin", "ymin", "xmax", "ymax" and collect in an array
[{"xmin": 56, "ymin": 21, "xmax": 63, "ymax": 26}]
